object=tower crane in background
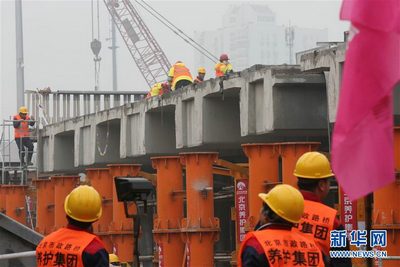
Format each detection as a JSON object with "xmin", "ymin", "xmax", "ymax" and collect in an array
[{"xmin": 104, "ymin": 0, "xmax": 171, "ymax": 89}]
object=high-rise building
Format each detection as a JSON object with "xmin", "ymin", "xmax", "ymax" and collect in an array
[{"xmin": 194, "ymin": 3, "xmax": 328, "ymax": 73}]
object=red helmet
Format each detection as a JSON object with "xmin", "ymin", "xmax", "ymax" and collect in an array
[
  {"xmin": 162, "ymin": 82, "xmax": 170, "ymax": 92},
  {"xmin": 220, "ymin": 54, "xmax": 229, "ymax": 61}
]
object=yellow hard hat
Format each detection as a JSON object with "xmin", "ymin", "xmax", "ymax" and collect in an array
[
  {"xmin": 198, "ymin": 67, "xmax": 206, "ymax": 74},
  {"xmin": 19, "ymin": 107, "xmax": 28, "ymax": 114},
  {"xmin": 64, "ymin": 185, "xmax": 102, "ymax": 222},
  {"xmin": 294, "ymin": 152, "xmax": 334, "ymax": 179},
  {"xmin": 109, "ymin": 254, "xmax": 120, "ymax": 263},
  {"xmin": 258, "ymin": 184, "xmax": 304, "ymax": 223}
]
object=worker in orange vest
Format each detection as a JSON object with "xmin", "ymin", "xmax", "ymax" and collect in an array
[
  {"xmin": 13, "ymin": 107, "xmax": 35, "ymax": 166},
  {"xmin": 194, "ymin": 67, "xmax": 206, "ymax": 85},
  {"xmin": 168, "ymin": 61, "xmax": 193, "ymax": 90},
  {"xmin": 293, "ymin": 152, "xmax": 352, "ymax": 267},
  {"xmin": 215, "ymin": 54, "xmax": 233, "ymax": 77},
  {"xmin": 146, "ymin": 82, "xmax": 170, "ymax": 98},
  {"xmin": 36, "ymin": 186, "xmax": 109, "ymax": 267},
  {"xmin": 238, "ymin": 184, "xmax": 324, "ymax": 267}
]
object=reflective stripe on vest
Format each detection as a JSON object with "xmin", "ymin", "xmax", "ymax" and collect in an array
[
  {"xmin": 215, "ymin": 63, "xmax": 225, "ymax": 77},
  {"xmin": 293, "ymin": 200, "xmax": 337, "ymax": 255},
  {"xmin": 14, "ymin": 114, "xmax": 30, "ymax": 138},
  {"xmin": 238, "ymin": 229, "xmax": 324, "ymax": 267},
  {"xmin": 195, "ymin": 77, "xmax": 202, "ymax": 83},
  {"xmin": 172, "ymin": 65, "xmax": 193, "ymax": 88},
  {"xmin": 36, "ymin": 228, "xmax": 104, "ymax": 267}
]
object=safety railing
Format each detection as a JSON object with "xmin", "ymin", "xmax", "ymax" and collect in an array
[
  {"xmin": 378, "ymin": 256, "xmax": 400, "ymax": 267},
  {"xmin": 25, "ymin": 90, "xmax": 148, "ymax": 126}
]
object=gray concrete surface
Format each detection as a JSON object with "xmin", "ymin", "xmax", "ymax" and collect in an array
[{"xmin": 0, "ymin": 213, "xmax": 43, "ymax": 267}]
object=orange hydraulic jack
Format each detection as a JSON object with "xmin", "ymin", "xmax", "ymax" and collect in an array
[
  {"xmin": 3, "ymin": 185, "xmax": 29, "ymax": 225},
  {"xmin": 180, "ymin": 152, "xmax": 220, "ymax": 267},
  {"xmin": 51, "ymin": 175, "xmax": 80, "ymax": 230},
  {"xmin": 151, "ymin": 156, "xmax": 184, "ymax": 267},
  {"xmin": 0, "ymin": 186, "xmax": 6, "ymax": 214},
  {"xmin": 242, "ymin": 144, "xmax": 280, "ymax": 229},
  {"xmin": 372, "ymin": 127, "xmax": 400, "ymax": 266},
  {"xmin": 33, "ymin": 179, "xmax": 55, "ymax": 235},
  {"xmin": 277, "ymin": 142, "xmax": 320, "ymax": 187},
  {"xmin": 86, "ymin": 168, "xmax": 114, "ymax": 253},
  {"xmin": 108, "ymin": 164, "xmax": 141, "ymax": 263}
]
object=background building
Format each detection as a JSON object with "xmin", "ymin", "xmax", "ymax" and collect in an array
[{"xmin": 194, "ymin": 3, "xmax": 328, "ymax": 73}]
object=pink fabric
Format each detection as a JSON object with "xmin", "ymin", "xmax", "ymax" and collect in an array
[{"xmin": 332, "ymin": 0, "xmax": 400, "ymax": 200}]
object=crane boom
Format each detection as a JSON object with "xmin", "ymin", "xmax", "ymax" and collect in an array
[{"xmin": 104, "ymin": 0, "xmax": 171, "ymax": 88}]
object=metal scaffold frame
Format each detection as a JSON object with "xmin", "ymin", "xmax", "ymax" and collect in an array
[{"xmin": 1, "ymin": 119, "xmax": 39, "ymax": 185}]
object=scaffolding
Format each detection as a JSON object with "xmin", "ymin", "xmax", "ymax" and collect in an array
[{"xmin": 1, "ymin": 119, "xmax": 39, "ymax": 185}]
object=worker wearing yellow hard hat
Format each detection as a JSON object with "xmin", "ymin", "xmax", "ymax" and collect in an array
[
  {"xmin": 194, "ymin": 67, "xmax": 206, "ymax": 85},
  {"xmin": 36, "ymin": 186, "xmax": 109, "ymax": 266},
  {"xmin": 109, "ymin": 254, "xmax": 120, "ymax": 266},
  {"xmin": 13, "ymin": 107, "xmax": 35, "ymax": 166},
  {"xmin": 293, "ymin": 152, "xmax": 352, "ymax": 266},
  {"xmin": 238, "ymin": 184, "xmax": 323, "ymax": 266}
]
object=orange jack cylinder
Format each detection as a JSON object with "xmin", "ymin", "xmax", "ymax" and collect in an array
[
  {"xmin": 0, "ymin": 186, "xmax": 6, "ymax": 214},
  {"xmin": 242, "ymin": 144, "xmax": 280, "ymax": 228},
  {"xmin": 373, "ymin": 127, "xmax": 400, "ymax": 266},
  {"xmin": 86, "ymin": 168, "xmax": 113, "ymax": 233},
  {"xmin": 151, "ymin": 156, "xmax": 184, "ymax": 267},
  {"xmin": 33, "ymin": 179, "xmax": 55, "ymax": 235},
  {"xmin": 51, "ymin": 175, "xmax": 80, "ymax": 230},
  {"xmin": 180, "ymin": 152, "xmax": 220, "ymax": 267},
  {"xmin": 107, "ymin": 164, "xmax": 142, "ymax": 263},
  {"xmin": 278, "ymin": 142, "xmax": 320, "ymax": 187},
  {"xmin": 3, "ymin": 185, "xmax": 29, "ymax": 225}
]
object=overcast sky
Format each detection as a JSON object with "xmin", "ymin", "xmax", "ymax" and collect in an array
[{"xmin": 0, "ymin": 0, "xmax": 349, "ymax": 120}]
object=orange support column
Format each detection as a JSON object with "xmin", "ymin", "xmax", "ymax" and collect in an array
[
  {"xmin": 278, "ymin": 142, "xmax": 320, "ymax": 187},
  {"xmin": 0, "ymin": 186, "xmax": 6, "ymax": 214},
  {"xmin": 108, "ymin": 164, "xmax": 142, "ymax": 263},
  {"xmin": 3, "ymin": 185, "xmax": 29, "ymax": 225},
  {"xmin": 180, "ymin": 152, "xmax": 220, "ymax": 267},
  {"xmin": 151, "ymin": 156, "xmax": 184, "ymax": 267},
  {"xmin": 86, "ymin": 168, "xmax": 114, "ymax": 253},
  {"xmin": 242, "ymin": 144, "xmax": 280, "ymax": 229},
  {"xmin": 373, "ymin": 127, "xmax": 400, "ymax": 266},
  {"xmin": 51, "ymin": 175, "xmax": 80, "ymax": 230},
  {"xmin": 33, "ymin": 179, "xmax": 55, "ymax": 235}
]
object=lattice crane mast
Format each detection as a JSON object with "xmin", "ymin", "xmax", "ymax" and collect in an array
[{"xmin": 104, "ymin": 0, "xmax": 171, "ymax": 88}]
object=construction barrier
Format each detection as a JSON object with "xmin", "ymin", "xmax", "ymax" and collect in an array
[
  {"xmin": 51, "ymin": 175, "xmax": 80, "ymax": 230},
  {"xmin": 152, "ymin": 156, "xmax": 184, "ymax": 266},
  {"xmin": 180, "ymin": 152, "xmax": 220, "ymax": 267},
  {"xmin": 33, "ymin": 179, "xmax": 54, "ymax": 235},
  {"xmin": 3, "ymin": 185, "xmax": 29, "ymax": 225}
]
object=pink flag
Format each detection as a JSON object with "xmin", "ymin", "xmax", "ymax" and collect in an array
[{"xmin": 332, "ymin": 0, "xmax": 400, "ymax": 200}]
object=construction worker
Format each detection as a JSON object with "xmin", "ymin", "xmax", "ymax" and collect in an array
[
  {"xmin": 238, "ymin": 184, "xmax": 324, "ymax": 266},
  {"xmin": 109, "ymin": 254, "xmax": 120, "ymax": 267},
  {"xmin": 146, "ymin": 82, "xmax": 170, "ymax": 98},
  {"xmin": 36, "ymin": 186, "xmax": 109, "ymax": 267},
  {"xmin": 168, "ymin": 61, "xmax": 193, "ymax": 90},
  {"xmin": 13, "ymin": 107, "xmax": 35, "ymax": 166},
  {"xmin": 215, "ymin": 54, "xmax": 233, "ymax": 77},
  {"xmin": 194, "ymin": 67, "xmax": 206, "ymax": 84},
  {"xmin": 293, "ymin": 152, "xmax": 352, "ymax": 267}
]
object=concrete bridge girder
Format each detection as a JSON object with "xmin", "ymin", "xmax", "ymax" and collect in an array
[{"xmin": 40, "ymin": 65, "xmax": 329, "ymax": 173}]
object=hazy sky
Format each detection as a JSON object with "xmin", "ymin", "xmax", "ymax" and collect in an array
[{"xmin": 0, "ymin": 0, "xmax": 349, "ymax": 120}]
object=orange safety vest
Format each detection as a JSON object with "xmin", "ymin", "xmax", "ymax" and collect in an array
[
  {"xmin": 215, "ymin": 63, "xmax": 225, "ymax": 77},
  {"xmin": 146, "ymin": 83, "xmax": 163, "ymax": 98},
  {"xmin": 172, "ymin": 64, "xmax": 193, "ymax": 88},
  {"xmin": 14, "ymin": 114, "xmax": 30, "ymax": 138},
  {"xmin": 238, "ymin": 228, "xmax": 324, "ymax": 267},
  {"xmin": 293, "ymin": 200, "xmax": 337, "ymax": 255},
  {"xmin": 36, "ymin": 227, "xmax": 104, "ymax": 267},
  {"xmin": 194, "ymin": 77, "xmax": 202, "ymax": 84}
]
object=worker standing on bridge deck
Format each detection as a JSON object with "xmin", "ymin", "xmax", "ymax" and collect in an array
[
  {"xmin": 293, "ymin": 152, "xmax": 352, "ymax": 267},
  {"xmin": 215, "ymin": 54, "xmax": 233, "ymax": 77},
  {"xmin": 168, "ymin": 61, "xmax": 193, "ymax": 90},
  {"xmin": 13, "ymin": 107, "xmax": 35, "ymax": 166},
  {"xmin": 194, "ymin": 67, "xmax": 206, "ymax": 84},
  {"xmin": 36, "ymin": 185, "xmax": 109, "ymax": 267},
  {"xmin": 146, "ymin": 82, "xmax": 170, "ymax": 98},
  {"xmin": 238, "ymin": 184, "xmax": 324, "ymax": 267}
]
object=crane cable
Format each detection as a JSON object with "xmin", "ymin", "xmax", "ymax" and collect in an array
[
  {"xmin": 134, "ymin": 1, "xmax": 219, "ymax": 63},
  {"xmin": 91, "ymin": 0, "xmax": 102, "ymax": 91}
]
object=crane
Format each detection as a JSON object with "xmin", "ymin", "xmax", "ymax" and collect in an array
[{"xmin": 103, "ymin": 0, "xmax": 171, "ymax": 89}]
